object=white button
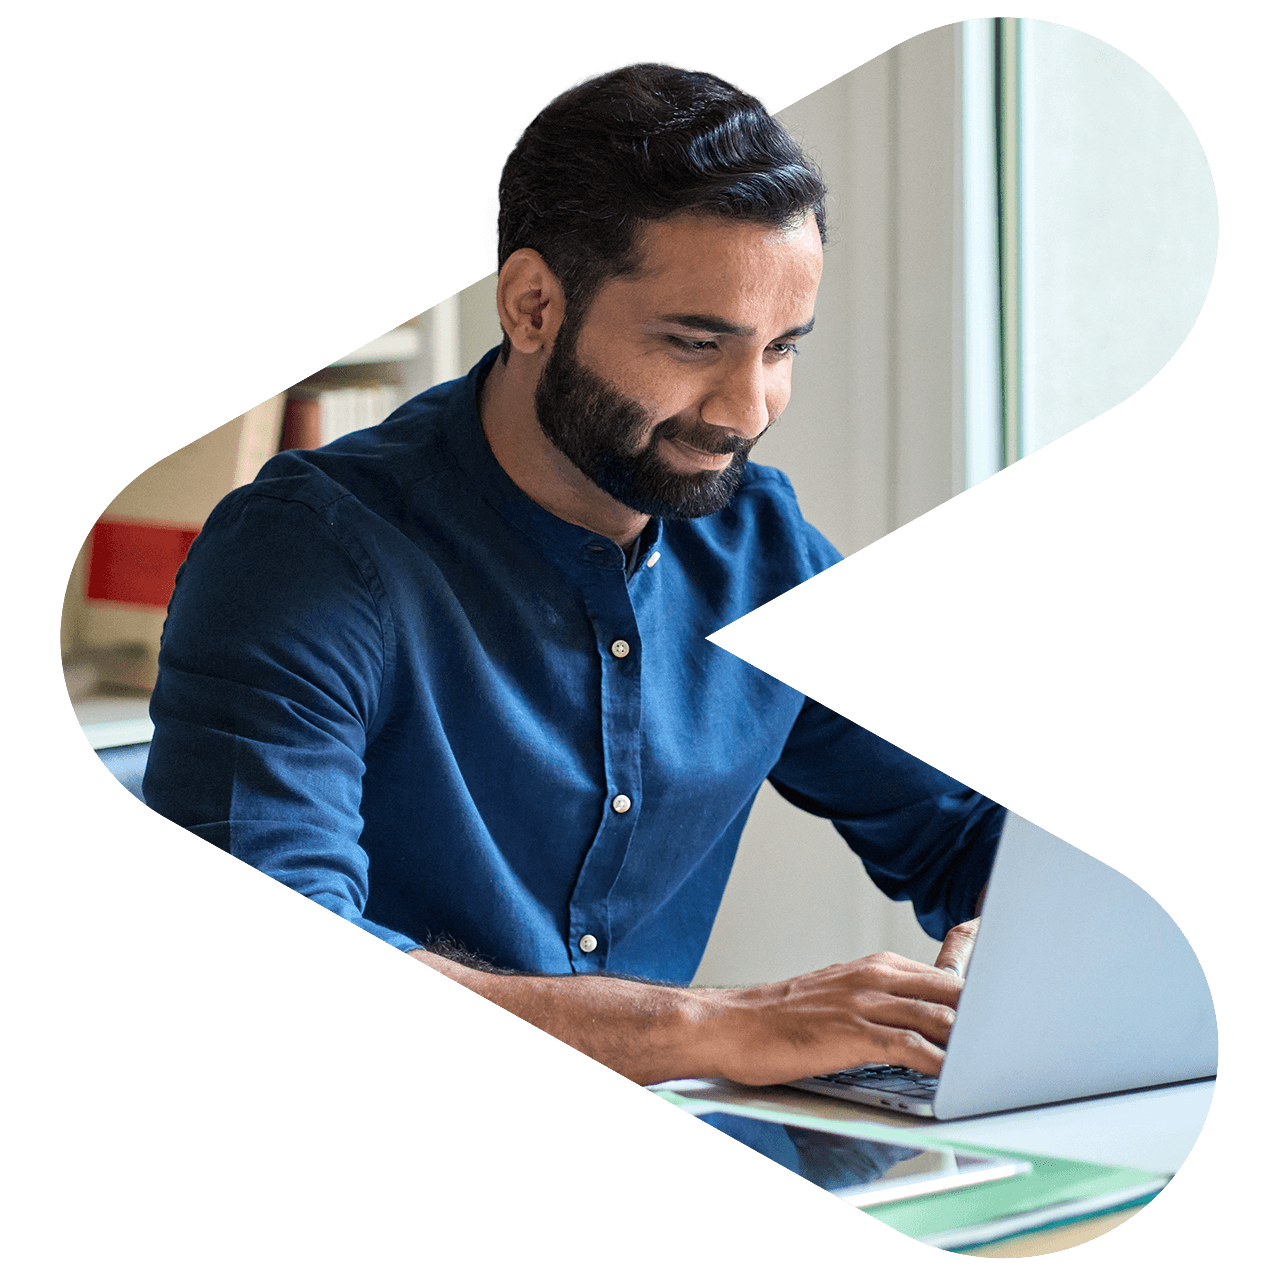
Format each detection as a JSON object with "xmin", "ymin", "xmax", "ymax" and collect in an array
[
  {"xmin": 646, "ymin": 551, "xmax": 661, "ymax": 568},
  {"xmin": 611, "ymin": 794, "xmax": 632, "ymax": 814},
  {"xmin": 610, "ymin": 639, "xmax": 630, "ymax": 659},
  {"xmin": 579, "ymin": 934, "xmax": 598, "ymax": 953}
]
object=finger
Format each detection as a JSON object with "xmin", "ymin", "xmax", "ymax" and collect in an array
[
  {"xmin": 854, "ymin": 957, "xmax": 966, "ymax": 1008},
  {"xmin": 849, "ymin": 983, "xmax": 962, "ymax": 1054},
  {"xmin": 863, "ymin": 1026, "xmax": 947, "ymax": 1077},
  {"xmin": 933, "ymin": 935, "xmax": 967, "ymax": 976},
  {"xmin": 894, "ymin": 1030, "xmax": 946, "ymax": 1076},
  {"xmin": 934, "ymin": 919, "xmax": 980, "ymax": 978}
]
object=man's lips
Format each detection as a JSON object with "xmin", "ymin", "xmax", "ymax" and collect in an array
[{"xmin": 658, "ymin": 435, "xmax": 738, "ymax": 472}]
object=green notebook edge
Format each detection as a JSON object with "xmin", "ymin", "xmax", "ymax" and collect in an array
[{"xmin": 652, "ymin": 1089, "xmax": 1169, "ymax": 1249}]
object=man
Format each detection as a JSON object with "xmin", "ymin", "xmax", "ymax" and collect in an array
[{"xmin": 145, "ymin": 64, "xmax": 1003, "ymax": 1088}]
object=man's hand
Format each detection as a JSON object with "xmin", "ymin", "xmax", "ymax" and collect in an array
[
  {"xmin": 933, "ymin": 917, "xmax": 981, "ymax": 978},
  {"xmin": 701, "ymin": 953, "xmax": 963, "ymax": 1086}
]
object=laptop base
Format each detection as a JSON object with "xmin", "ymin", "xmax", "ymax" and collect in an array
[{"xmin": 788, "ymin": 1065, "xmax": 939, "ymax": 1117}]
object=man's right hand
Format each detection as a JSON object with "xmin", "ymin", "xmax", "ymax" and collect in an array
[
  {"xmin": 410, "ymin": 945, "xmax": 962, "ymax": 1088},
  {"xmin": 699, "ymin": 953, "xmax": 962, "ymax": 1086}
]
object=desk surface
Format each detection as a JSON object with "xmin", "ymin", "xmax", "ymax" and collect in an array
[
  {"xmin": 74, "ymin": 694, "xmax": 154, "ymax": 750},
  {"xmin": 654, "ymin": 1077, "xmax": 1213, "ymax": 1256}
]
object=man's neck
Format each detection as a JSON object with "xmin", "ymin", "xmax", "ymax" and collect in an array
[{"xmin": 478, "ymin": 351, "xmax": 651, "ymax": 547}]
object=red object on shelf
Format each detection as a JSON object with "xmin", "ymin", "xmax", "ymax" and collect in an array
[
  {"xmin": 281, "ymin": 397, "xmax": 322, "ymax": 451},
  {"xmin": 85, "ymin": 519, "xmax": 201, "ymax": 609}
]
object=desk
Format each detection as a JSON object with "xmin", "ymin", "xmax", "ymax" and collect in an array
[{"xmin": 653, "ymin": 1078, "xmax": 1214, "ymax": 1257}]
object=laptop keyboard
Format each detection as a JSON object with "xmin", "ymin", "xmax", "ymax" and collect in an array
[{"xmin": 812, "ymin": 1064, "xmax": 939, "ymax": 1100}]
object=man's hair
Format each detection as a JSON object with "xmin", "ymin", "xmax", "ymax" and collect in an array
[{"xmin": 497, "ymin": 63, "xmax": 827, "ymax": 358}]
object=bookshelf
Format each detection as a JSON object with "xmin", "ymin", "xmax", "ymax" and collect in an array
[
  {"xmin": 59, "ymin": 333, "xmax": 418, "ymax": 702},
  {"xmin": 61, "ymin": 282, "xmax": 501, "ymax": 752}
]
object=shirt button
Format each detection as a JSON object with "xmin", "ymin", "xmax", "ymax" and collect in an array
[
  {"xmin": 646, "ymin": 551, "xmax": 661, "ymax": 568},
  {"xmin": 610, "ymin": 639, "xmax": 630, "ymax": 659},
  {"xmin": 579, "ymin": 934, "xmax": 598, "ymax": 953},
  {"xmin": 611, "ymin": 794, "xmax": 632, "ymax": 814}
]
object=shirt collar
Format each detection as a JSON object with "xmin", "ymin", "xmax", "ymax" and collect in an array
[{"xmin": 443, "ymin": 346, "xmax": 664, "ymax": 574}]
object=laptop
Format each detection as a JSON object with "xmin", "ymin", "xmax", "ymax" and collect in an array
[{"xmin": 787, "ymin": 813, "xmax": 1218, "ymax": 1120}]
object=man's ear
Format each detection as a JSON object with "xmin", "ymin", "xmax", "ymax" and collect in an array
[{"xmin": 496, "ymin": 249, "xmax": 567, "ymax": 356}]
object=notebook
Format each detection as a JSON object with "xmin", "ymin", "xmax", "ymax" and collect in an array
[{"xmin": 788, "ymin": 813, "xmax": 1217, "ymax": 1119}]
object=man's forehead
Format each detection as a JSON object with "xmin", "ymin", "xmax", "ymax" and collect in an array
[
  {"xmin": 609, "ymin": 211, "xmax": 824, "ymax": 323},
  {"xmin": 627, "ymin": 210, "xmax": 823, "ymax": 274}
]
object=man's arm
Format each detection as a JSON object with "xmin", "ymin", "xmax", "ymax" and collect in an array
[{"xmin": 408, "ymin": 945, "xmax": 964, "ymax": 1087}]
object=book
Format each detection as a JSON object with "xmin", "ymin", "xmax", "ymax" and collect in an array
[
  {"xmin": 282, "ymin": 383, "xmax": 401, "ymax": 450},
  {"xmin": 62, "ymin": 393, "xmax": 286, "ymax": 695},
  {"xmin": 652, "ymin": 1091, "xmax": 1169, "ymax": 1253}
]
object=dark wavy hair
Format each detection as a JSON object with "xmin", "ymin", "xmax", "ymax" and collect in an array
[{"xmin": 496, "ymin": 63, "xmax": 827, "ymax": 358}]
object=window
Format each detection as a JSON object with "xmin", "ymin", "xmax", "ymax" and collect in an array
[{"xmin": 963, "ymin": 18, "xmax": 1218, "ymax": 480}]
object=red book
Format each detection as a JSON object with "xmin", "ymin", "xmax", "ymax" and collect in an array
[
  {"xmin": 280, "ymin": 396, "xmax": 322, "ymax": 451},
  {"xmin": 85, "ymin": 519, "xmax": 200, "ymax": 610}
]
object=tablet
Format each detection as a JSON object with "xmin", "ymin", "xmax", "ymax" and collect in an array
[{"xmin": 693, "ymin": 1110, "xmax": 1031, "ymax": 1207}]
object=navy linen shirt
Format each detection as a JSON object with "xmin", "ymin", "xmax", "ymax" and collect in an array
[{"xmin": 144, "ymin": 349, "xmax": 1002, "ymax": 983}]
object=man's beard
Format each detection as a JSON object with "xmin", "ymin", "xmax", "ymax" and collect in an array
[{"xmin": 533, "ymin": 328, "xmax": 763, "ymax": 520}]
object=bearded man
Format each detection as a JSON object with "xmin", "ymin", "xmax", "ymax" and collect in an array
[{"xmin": 145, "ymin": 64, "xmax": 1003, "ymax": 1087}]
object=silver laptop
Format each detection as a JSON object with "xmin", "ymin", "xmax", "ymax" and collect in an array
[{"xmin": 788, "ymin": 813, "xmax": 1218, "ymax": 1120}]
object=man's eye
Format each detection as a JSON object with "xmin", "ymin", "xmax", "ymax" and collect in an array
[{"xmin": 663, "ymin": 336, "xmax": 798, "ymax": 355}]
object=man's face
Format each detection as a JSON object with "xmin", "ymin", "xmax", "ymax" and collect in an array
[{"xmin": 534, "ymin": 212, "xmax": 823, "ymax": 520}]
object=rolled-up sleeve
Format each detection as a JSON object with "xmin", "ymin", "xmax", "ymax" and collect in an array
[
  {"xmin": 768, "ymin": 697, "xmax": 1004, "ymax": 940},
  {"xmin": 143, "ymin": 485, "xmax": 422, "ymax": 953}
]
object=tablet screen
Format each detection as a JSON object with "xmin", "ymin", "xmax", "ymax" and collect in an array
[{"xmin": 693, "ymin": 1110, "xmax": 1031, "ymax": 1207}]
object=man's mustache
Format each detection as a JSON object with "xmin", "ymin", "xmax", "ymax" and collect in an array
[{"xmin": 649, "ymin": 416, "xmax": 770, "ymax": 458}]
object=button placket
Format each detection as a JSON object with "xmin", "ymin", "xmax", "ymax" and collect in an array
[{"xmin": 564, "ymin": 562, "xmax": 646, "ymax": 973}]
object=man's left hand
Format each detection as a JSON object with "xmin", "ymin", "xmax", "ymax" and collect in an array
[{"xmin": 934, "ymin": 918, "xmax": 980, "ymax": 978}]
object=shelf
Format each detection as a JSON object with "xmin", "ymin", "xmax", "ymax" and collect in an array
[{"xmin": 329, "ymin": 326, "xmax": 420, "ymax": 366}]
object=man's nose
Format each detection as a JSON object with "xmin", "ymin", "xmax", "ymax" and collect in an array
[{"xmin": 700, "ymin": 359, "xmax": 776, "ymax": 441}]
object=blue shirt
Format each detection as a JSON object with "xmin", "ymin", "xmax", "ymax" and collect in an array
[{"xmin": 144, "ymin": 349, "xmax": 1003, "ymax": 983}]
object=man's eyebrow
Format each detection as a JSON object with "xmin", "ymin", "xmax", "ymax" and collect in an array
[{"xmin": 657, "ymin": 313, "xmax": 817, "ymax": 339}]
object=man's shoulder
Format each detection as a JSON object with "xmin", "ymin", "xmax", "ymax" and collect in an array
[
  {"xmin": 667, "ymin": 459, "xmax": 843, "ymax": 584},
  {"xmin": 710, "ymin": 458, "xmax": 816, "ymax": 540},
  {"xmin": 732, "ymin": 457, "xmax": 801, "ymax": 506},
  {"xmin": 232, "ymin": 370, "xmax": 482, "ymax": 534}
]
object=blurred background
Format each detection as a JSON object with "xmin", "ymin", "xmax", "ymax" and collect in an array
[{"xmin": 61, "ymin": 19, "xmax": 1217, "ymax": 980}]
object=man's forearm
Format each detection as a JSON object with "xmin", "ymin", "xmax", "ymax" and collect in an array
[
  {"xmin": 407, "ymin": 948, "xmax": 722, "ymax": 1084},
  {"xmin": 408, "ymin": 941, "xmax": 971, "ymax": 1088}
]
